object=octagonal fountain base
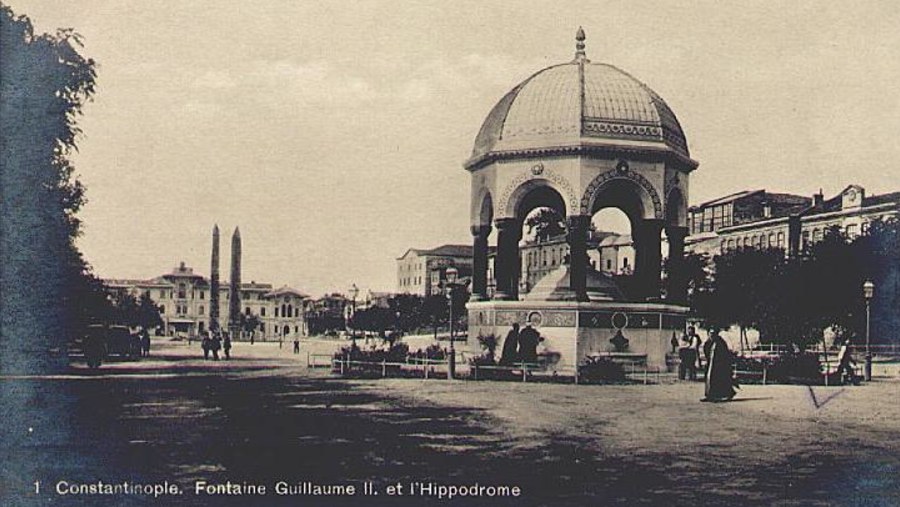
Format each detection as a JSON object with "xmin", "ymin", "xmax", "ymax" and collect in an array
[{"xmin": 466, "ymin": 300, "xmax": 688, "ymax": 372}]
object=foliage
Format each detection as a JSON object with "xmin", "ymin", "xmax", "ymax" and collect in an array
[
  {"xmin": 577, "ymin": 356, "xmax": 626, "ymax": 384},
  {"xmin": 1, "ymin": 6, "xmax": 98, "ymax": 371},
  {"xmin": 409, "ymin": 344, "xmax": 446, "ymax": 361},
  {"xmin": 734, "ymin": 353, "xmax": 823, "ymax": 384},
  {"xmin": 525, "ymin": 208, "xmax": 566, "ymax": 243},
  {"xmin": 240, "ymin": 312, "xmax": 261, "ymax": 335}
]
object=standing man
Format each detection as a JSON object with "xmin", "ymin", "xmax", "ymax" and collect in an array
[
  {"xmin": 499, "ymin": 323, "xmax": 520, "ymax": 365},
  {"xmin": 223, "ymin": 332, "xmax": 232, "ymax": 360},
  {"xmin": 688, "ymin": 326, "xmax": 703, "ymax": 372},
  {"xmin": 293, "ymin": 336, "xmax": 300, "ymax": 355}
]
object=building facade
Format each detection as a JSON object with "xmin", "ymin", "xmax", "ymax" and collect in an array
[
  {"xmin": 686, "ymin": 185, "xmax": 900, "ymax": 257},
  {"xmin": 396, "ymin": 245, "xmax": 475, "ymax": 296},
  {"xmin": 106, "ymin": 262, "xmax": 312, "ymax": 341}
]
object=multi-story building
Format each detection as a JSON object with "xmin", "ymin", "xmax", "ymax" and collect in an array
[
  {"xmin": 397, "ymin": 245, "xmax": 475, "ymax": 296},
  {"xmin": 687, "ymin": 185, "xmax": 900, "ymax": 256},
  {"xmin": 105, "ymin": 262, "xmax": 311, "ymax": 340}
]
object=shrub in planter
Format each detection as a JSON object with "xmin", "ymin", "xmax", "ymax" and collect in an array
[
  {"xmin": 735, "ymin": 353, "xmax": 823, "ymax": 384},
  {"xmin": 410, "ymin": 344, "xmax": 445, "ymax": 362},
  {"xmin": 577, "ymin": 356, "xmax": 626, "ymax": 384}
]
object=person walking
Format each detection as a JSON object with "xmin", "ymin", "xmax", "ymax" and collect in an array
[
  {"xmin": 293, "ymin": 337, "xmax": 300, "ymax": 354},
  {"xmin": 201, "ymin": 333, "xmax": 211, "ymax": 360},
  {"xmin": 702, "ymin": 330, "xmax": 738, "ymax": 402},
  {"xmin": 688, "ymin": 326, "xmax": 703, "ymax": 372},
  {"xmin": 210, "ymin": 333, "xmax": 221, "ymax": 361},
  {"xmin": 223, "ymin": 333, "xmax": 232, "ymax": 360},
  {"xmin": 499, "ymin": 323, "xmax": 520, "ymax": 365}
]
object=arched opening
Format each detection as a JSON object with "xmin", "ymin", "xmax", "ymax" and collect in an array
[
  {"xmin": 493, "ymin": 183, "xmax": 567, "ymax": 300},
  {"xmin": 520, "ymin": 206, "xmax": 567, "ymax": 294},
  {"xmin": 283, "ymin": 325, "xmax": 290, "ymax": 336},
  {"xmin": 587, "ymin": 179, "xmax": 664, "ymax": 301}
]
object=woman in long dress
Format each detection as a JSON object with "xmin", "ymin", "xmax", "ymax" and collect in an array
[{"xmin": 703, "ymin": 331, "xmax": 737, "ymax": 402}]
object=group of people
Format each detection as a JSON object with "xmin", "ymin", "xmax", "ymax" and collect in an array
[
  {"xmin": 499, "ymin": 323, "xmax": 544, "ymax": 365},
  {"xmin": 201, "ymin": 331, "xmax": 232, "ymax": 360},
  {"xmin": 672, "ymin": 326, "xmax": 739, "ymax": 402}
]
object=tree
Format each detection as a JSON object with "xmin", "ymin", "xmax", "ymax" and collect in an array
[
  {"xmin": 1, "ymin": 6, "xmax": 97, "ymax": 373},
  {"xmin": 525, "ymin": 208, "xmax": 566, "ymax": 243}
]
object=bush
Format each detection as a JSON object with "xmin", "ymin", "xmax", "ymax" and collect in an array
[
  {"xmin": 409, "ymin": 344, "xmax": 445, "ymax": 361},
  {"xmin": 577, "ymin": 356, "xmax": 626, "ymax": 384},
  {"xmin": 735, "ymin": 352, "xmax": 823, "ymax": 384}
]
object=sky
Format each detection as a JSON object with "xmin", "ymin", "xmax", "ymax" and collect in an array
[{"xmin": 10, "ymin": 1, "xmax": 900, "ymax": 296}]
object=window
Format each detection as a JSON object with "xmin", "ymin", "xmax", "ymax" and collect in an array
[
  {"xmin": 802, "ymin": 230, "xmax": 810, "ymax": 248},
  {"xmin": 862, "ymin": 221, "xmax": 870, "ymax": 234},
  {"xmin": 623, "ymin": 258, "xmax": 629, "ymax": 268},
  {"xmin": 727, "ymin": 239, "xmax": 735, "ymax": 250},
  {"xmin": 295, "ymin": 308, "xmax": 300, "ymax": 318},
  {"xmin": 721, "ymin": 240, "xmax": 728, "ymax": 252},
  {"xmin": 777, "ymin": 232, "xmax": 785, "ymax": 248},
  {"xmin": 178, "ymin": 283, "xmax": 186, "ymax": 299},
  {"xmin": 768, "ymin": 232, "xmax": 775, "ymax": 248},
  {"xmin": 846, "ymin": 224, "xmax": 858, "ymax": 238},
  {"xmin": 199, "ymin": 306, "xmax": 204, "ymax": 315},
  {"xmin": 200, "ymin": 291, "xmax": 205, "ymax": 300},
  {"xmin": 813, "ymin": 229, "xmax": 822, "ymax": 242},
  {"xmin": 275, "ymin": 307, "xmax": 280, "ymax": 318},
  {"xmin": 159, "ymin": 290, "xmax": 166, "ymax": 299},
  {"xmin": 606, "ymin": 259, "xmax": 612, "ymax": 270},
  {"xmin": 159, "ymin": 305, "xmax": 166, "ymax": 314},
  {"xmin": 245, "ymin": 307, "xmax": 251, "ymax": 315}
]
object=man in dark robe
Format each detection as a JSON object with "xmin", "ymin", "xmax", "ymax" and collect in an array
[
  {"xmin": 518, "ymin": 324, "xmax": 543, "ymax": 364},
  {"xmin": 499, "ymin": 323, "xmax": 520, "ymax": 365},
  {"xmin": 702, "ymin": 330, "xmax": 737, "ymax": 402}
]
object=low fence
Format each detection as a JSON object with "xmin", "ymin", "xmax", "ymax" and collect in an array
[{"xmin": 316, "ymin": 353, "xmax": 670, "ymax": 385}]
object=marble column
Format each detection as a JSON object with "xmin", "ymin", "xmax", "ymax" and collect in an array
[
  {"xmin": 493, "ymin": 218, "xmax": 521, "ymax": 300},
  {"xmin": 633, "ymin": 219, "xmax": 665, "ymax": 300},
  {"xmin": 567, "ymin": 215, "xmax": 592, "ymax": 302},
  {"xmin": 664, "ymin": 225, "xmax": 688, "ymax": 303},
  {"xmin": 470, "ymin": 224, "xmax": 491, "ymax": 301}
]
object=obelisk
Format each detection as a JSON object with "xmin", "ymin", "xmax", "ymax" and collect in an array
[
  {"xmin": 228, "ymin": 227, "xmax": 242, "ymax": 333},
  {"xmin": 209, "ymin": 225, "xmax": 220, "ymax": 332}
]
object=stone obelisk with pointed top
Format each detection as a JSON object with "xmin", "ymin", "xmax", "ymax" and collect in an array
[
  {"xmin": 228, "ymin": 227, "xmax": 242, "ymax": 334},
  {"xmin": 209, "ymin": 225, "xmax": 220, "ymax": 332}
]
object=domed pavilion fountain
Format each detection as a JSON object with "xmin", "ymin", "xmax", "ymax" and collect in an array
[{"xmin": 464, "ymin": 29, "xmax": 696, "ymax": 371}]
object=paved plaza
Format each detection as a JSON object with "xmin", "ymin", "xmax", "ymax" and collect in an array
[{"xmin": 3, "ymin": 339, "xmax": 900, "ymax": 506}]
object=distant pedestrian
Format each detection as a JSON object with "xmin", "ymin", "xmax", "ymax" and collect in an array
[
  {"xmin": 293, "ymin": 338, "xmax": 300, "ymax": 354},
  {"xmin": 702, "ymin": 330, "xmax": 738, "ymax": 402},
  {"xmin": 499, "ymin": 323, "xmax": 520, "ymax": 365},
  {"xmin": 210, "ymin": 334, "xmax": 221, "ymax": 361},
  {"xmin": 670, "ymin": 331, "xmax": 679, "ymax": 354},
  {"xmin": 688, "ymin": 327, "xmax": 703, "ymax": 371},
  {"xmin": 279, "ymin": 336, "xmax": 284, "ymax": 349},
  {"xmin": 223, "ymin": 334, "xmax": 232, "ymax": 360},
  {"xmin": 141, "ymin": 328, "xmax": 151, "ymax": 356},
  {"xmin": 202, "ymin": 334, "xmax": 211, "ymax": 360}
]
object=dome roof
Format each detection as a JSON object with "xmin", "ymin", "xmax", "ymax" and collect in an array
[{"xmin": 469, "ymin": 33, "xmax": 689, "ymax": 166}]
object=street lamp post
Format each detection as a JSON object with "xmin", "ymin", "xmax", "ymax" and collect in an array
[
  {"xmin": 445, "ymin": 266, "xmax": 459, "ymax": 380},
  {"xmin": 863, "ymin": 280, "xmax": 875, "ymax": 381},
  {"xmin": 348, "ymin": 284, "xmax": 359, "ymax": 342}
]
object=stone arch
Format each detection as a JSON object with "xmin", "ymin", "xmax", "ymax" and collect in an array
[
  {"xmin": 580, "ymin": 169, "xmax": 663, "ymax": 219},
  {"xmin": 499, "ymin": 172, "xmax": 578, "ymax": 219}
]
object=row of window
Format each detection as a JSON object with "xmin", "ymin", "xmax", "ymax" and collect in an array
[
  {"xmin": 721, "ymin": 230, "xmax": 786, "ymax": 252},
  {"xmin": 400, "ymin": 277, "xmax": 422, "ymax": 287},
  {"xmin": 525, "ymin": 246, "xmax": 569, "ymax": 268},
  {"xmin": 691, "ymin": 203, "xmax": 734, "ymax": 234}
]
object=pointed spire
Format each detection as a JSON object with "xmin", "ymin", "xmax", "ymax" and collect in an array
[
  {"xmin": 573, "ymin": 26, "xmax": 590, "ymax": 63},
  {"xmin": 233, "ymin": 226, "xmax": 241, "ymax": 238}
]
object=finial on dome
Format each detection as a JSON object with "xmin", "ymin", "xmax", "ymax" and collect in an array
[{"xmin": 575, "ymin": 26, "xmax": 586, "ymax": 61}]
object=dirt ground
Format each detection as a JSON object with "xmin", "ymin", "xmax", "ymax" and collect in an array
[{"xmin": 3, "ymin": 339, "xmax": 899, "ymax": 506}]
